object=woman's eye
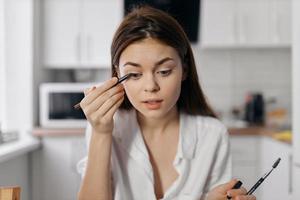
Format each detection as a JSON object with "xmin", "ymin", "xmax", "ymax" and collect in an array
[
  {"xmin": 158, "ymin": 69, "xmax": 172, "ymax": 76},
  {"xmin": 129, "ymin": 73, "xmax": 142, "ymax": 80}
]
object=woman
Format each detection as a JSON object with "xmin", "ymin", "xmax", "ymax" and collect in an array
[{"xmin": 77, "ymin": 6, "xmax": 255, "ymax": 200}]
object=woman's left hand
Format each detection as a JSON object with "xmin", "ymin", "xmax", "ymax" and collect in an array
[{"xmin": 206, "ymin": 179, "xmax": 256, "ymax": 200}]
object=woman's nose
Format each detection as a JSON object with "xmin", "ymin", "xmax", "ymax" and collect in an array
[{"xmin": 143, "ymin": 74, "xmax": 160, "ymax": 92}]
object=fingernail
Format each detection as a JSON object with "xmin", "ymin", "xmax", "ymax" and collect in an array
[
  {"xmin": 89, "ymin": 86, "xmax": 95, "ymax": 92},
  {"xmin": 227, "ymin": 193, "xmax": 232, "ymax": 200}
]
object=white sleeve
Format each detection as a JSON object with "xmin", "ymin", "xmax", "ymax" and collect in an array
[{"xmin": 76, "ymin": 122, "xmax": 92, "ymax": 178}]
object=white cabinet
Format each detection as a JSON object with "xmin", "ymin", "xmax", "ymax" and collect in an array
[
  {"xmin": 31, "ymin": 136, "xmax": 86, "ymax": 200},
  {"xmin": 269, "ymin": 0, "xmax": 291, "ymax": 44},
  {"xmin": 230, "ymin": 135, "xmax": 292, "ymax": 199},
  {"xmin": 201, "ymin": 0, "xmax": 291, "ymax": 48},
  {"xmin": 229, "ymin": 136, "xmax": 261, "ymax": 192},
  {"xmin": 42, "ymin": 0, "xmax": 122, "ymax": 68},
  {"xmin": 236, "ymin": 0, "xmax": 270, "ymax": 45},
  {"xmin": 259, "ymin": 137, "xmax": 292, "ymax": 200},
  {"xmin": 43, "ymin": 0, "xmax": 81, "ymax": 67},
  {"xmin": 201, "ymin": 0, "xmax": 236, "ymax": 46}
]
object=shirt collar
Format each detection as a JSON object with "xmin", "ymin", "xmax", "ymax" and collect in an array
[
  {"xmin": 177, "ymin": 112, "xmax": 198, "ymax": 160},
  {"xmin": 113, "ymin": 109, "xmax": 154, "ymax": 181},
  {"xmin": 115, "ymin": 109, "xmax": 198, "ymax": 159},
  {"xmin": 113, "ymin": 110, "xmax": 199, "ymax": 181}
]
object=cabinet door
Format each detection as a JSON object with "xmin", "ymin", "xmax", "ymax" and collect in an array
[
  {"xmin": 259, "ymin": 138, "xmax": 292, "ymax": 200},
  {"xmin": 31, "ymin": 136, "xmax": 86, "ymax": 200},
  {"xmin": 43, "ymin": 0, "xmax": 81, "ymax": 67},
  {"xmin": 269, "ymin": 0, "xmax": 291, "ymax": 44},
  {"xmin": 230, "ymin": 136, "xmax": 260, "ymax": 191},
  {"xmin": 201, "ymin": 0, "xmax": 236, "ymax": 46},
  {"xmin": 82, "ymin": 0, "xmax": 122, "ymax": 68},
  {"xmin": 237, "ymin": 0, "xmax": 270, "ymax": 45}
]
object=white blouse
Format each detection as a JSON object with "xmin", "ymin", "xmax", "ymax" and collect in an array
[{"xmin": 77, "ymin": 109, "xmax": 232, "ymax": 200}]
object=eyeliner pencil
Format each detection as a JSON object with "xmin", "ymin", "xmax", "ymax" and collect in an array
[{"xmin": 73, "ymin": 73, "xmax": 132, "ymax": 110}]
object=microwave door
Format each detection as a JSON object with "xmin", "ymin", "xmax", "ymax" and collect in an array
[{"xmin": 49, "ymin": 92, "xmax": 85, "ymax": 120}]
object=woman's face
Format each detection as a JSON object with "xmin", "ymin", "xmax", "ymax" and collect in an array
[{"xmin": 118, "ymin": 38, "xmax": 185, "ymax": 119}]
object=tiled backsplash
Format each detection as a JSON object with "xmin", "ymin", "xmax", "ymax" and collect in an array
[{"xmin": 194, "ymin": 48, "xmax": 291, "ymax": 123}]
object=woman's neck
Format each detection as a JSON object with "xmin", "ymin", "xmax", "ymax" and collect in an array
[{"xmin": 137, "ymin": 107, "xmax": 179, "ymax": 136}]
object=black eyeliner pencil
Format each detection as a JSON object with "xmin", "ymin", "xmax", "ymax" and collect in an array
[
  {"xmin": 246, "ymin": 157, "xmax": 281, "ymax": 195},
  {"xmin": 73, "ymin": 73, "xmax": 132, "ymax": 110}
]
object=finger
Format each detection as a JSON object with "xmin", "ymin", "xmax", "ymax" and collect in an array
[
  {"xmin": 217, "ymin": 179, "xmax": 239, "ymax": 194},
  {"xmin": 103, "ymin": 95, "xmax": 124, "ymax": 120},
  {"xmin": 234, "ymin": 195, "xmax": 256, "ymax": 200},
  {"xmin": 227, "ymin": 187, "xmax": 247, "ymax": 198},
  {"xmin": 83, "ymin": 77, "xmax": 118, "ymax": 105},
  {"xmin": 86, "ymin": 84, "xmax": 124, "ymax": 113},
  {"xmin": 84, "ymin": 86, "xmax": 96, "ymax": 96},
  {"xmin": 94, "ymin": 90, "xmax": 124, "ymax": 118}
]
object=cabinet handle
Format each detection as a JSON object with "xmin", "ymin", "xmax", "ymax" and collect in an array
[
  {"xmin": 87, "ymin": 35, "xmax": 92, "ymax": 61},
  {"xmin": 239, "ymin": 14, "xmax": 247, "ymax": 43},
  {"xmin": 274, "ymin": 2, "xmax": 280, "ymax": 43},
  {"xmin": 277, "ymin": 13, "xmax": 282, "ymax": 43},
  {"xmin": 233, "ymin": 6, "xmax": 238, "ymax": 44},
  {"xmin": 76, "ymin": 34, "xmax": 81, "ymax": 64}
]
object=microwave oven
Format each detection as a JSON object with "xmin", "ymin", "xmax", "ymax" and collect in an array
[{"xmin": 39, "ymin": 82, "xmax": 96, "ymax": 128}]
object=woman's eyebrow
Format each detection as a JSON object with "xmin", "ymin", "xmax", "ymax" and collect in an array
[{"xmin": 122, "ymin": 57, "xmax": 174, "ymax": 68}]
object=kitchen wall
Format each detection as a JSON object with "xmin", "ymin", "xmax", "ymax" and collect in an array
[
  {"xmin": 193, "ymin": 47, "xmax": 291, "ymax": 124},
  {"xmin": 0, "ymin": 0, "xmax": 5, "ymax": 128},
  {"xmin": 2, "ymin": 0, "xmax": 34, "ymax": 131}
]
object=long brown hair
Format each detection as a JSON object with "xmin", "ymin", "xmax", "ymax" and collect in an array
[{"xmin": 111, "ymin": 5, "xmax": 216, "ymax": 118}]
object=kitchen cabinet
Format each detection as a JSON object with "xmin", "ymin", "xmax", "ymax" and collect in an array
[
  {"xmin": 0, "ymin": 155, "xmax": 30, "ymax": 200},
  {"xmin": 229, "ymin": 136, "xmax": 261, "ymax": 192},
  {"xmin": 269, "ymin": 0, "xmax": 291, "ymax": 44},
  {"xmin": 236, "ymin": 0, "xmax": 270, "ymax": 45},
  {"xmin": 201, "ymin": 0, "xmax": 236, "ymax": 46},
  {"xmin": 201, "ymin": 0, "xmax": 291, "ymax": 48},
  {"xmin": 31, "ymin": 135, "xmax": 86, "ymax": 200},
  {"xmin": 259, "ymin": 137, "xmax": 292, "ymax": 200},
  {"xmin": 230, "ymin": 134, "xmax": 292, "ymax": 199},
  {"xmin": 42, "ymin": 0, "xmax": 122, "ymax": 68}
]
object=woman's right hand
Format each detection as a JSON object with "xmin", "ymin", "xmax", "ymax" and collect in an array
[
  {"xmin": 206, "ymin": 179, "xmax": 256, "ymax": 200},
  {"xmin": 80, "ymin": 77, "xmax": 125, "ymax": 134}
]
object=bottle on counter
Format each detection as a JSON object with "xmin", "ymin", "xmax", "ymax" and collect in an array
[{"xmin": 244, "ymin": 92, "xmax": 265, "ymax": 125}]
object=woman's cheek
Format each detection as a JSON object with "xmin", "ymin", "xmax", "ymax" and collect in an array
[{"xmin": 124, "ymin": 83, "xmax": 139, "ymax": 102}]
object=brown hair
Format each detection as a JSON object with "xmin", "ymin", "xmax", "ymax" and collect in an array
[{"xmin": 111, "ymin": 5, "xmax": 217, "ymax": 118}]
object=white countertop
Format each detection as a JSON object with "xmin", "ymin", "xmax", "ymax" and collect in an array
[{"xmin": 0, "ymin": 132, "xmax": 41, "ymax": 163}]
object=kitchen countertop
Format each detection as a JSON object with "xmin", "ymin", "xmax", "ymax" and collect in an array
[
  {"xmin": 228, "ymin": 126, "xmax": 276, "ymax": 136},
  {"xmin": 32, "ymin": 127, "xmax": 85, "ymax": 137},
  {"xmin": 0, "ymin": 132, "xmax": 40, "ymax": 163},
  {"xmin": 32, "ymin": 126, "xmax": 291, "ymax": 144},
  {"xmin": 228, "ymin": 126, "xmax": 292, "ymax": 144}
]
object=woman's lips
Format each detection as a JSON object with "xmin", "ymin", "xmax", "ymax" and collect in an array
[{"xmin": 142, "ymin": 99, "xmax": 163, "ymax": 110}]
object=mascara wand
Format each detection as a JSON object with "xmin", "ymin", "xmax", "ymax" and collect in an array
[{"xmin": 246, "ymin": 157, "xmax": 281, "ymax": 195}]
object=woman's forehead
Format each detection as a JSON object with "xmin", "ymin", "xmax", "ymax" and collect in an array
[{"xmin": 119, "ymin": 38, "xmax": 180, "ymax": 65}]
